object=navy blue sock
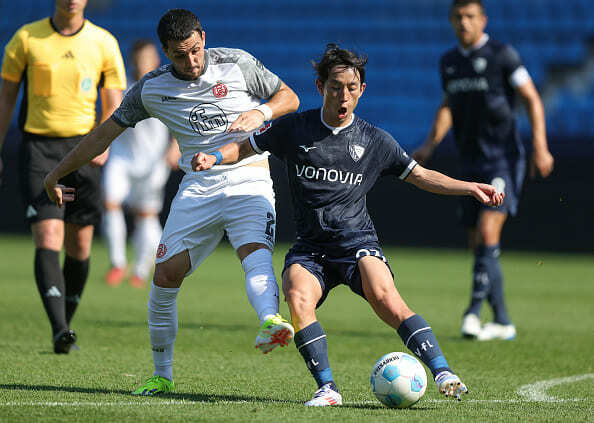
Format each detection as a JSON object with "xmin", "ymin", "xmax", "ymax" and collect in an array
[
  {"xmin": 482, "ymin": 245, "xmax": 511, "ymax": 325},
  {"xmin": 397, "ymin": 314, "xmax": 451, "ymax": 378},
  {"xmin": 294, "ymin": 321, "xmax": 336, "ymax": 389},
  {"xmin": 465, "ymin": 245, "xmax": 492, "ymax": 317}
]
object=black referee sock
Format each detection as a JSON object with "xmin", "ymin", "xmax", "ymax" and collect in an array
[
  {"xmin": 63, "ymin": 255, "xmax": 90, "ymax": 325},
  {"xmin": 34, "ymin": 248, "xmax": 68, "ymax": 338}
]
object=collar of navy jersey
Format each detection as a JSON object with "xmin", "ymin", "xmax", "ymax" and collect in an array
[
  {"xmin": 320, "ymin": 108, "xmax": 355, "ymax": 135},
  {"xmin": 458, "ymin": 33, "xmax": 489, "ymax": 56}
]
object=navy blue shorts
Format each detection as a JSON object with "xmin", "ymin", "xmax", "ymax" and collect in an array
[
  {"xmin": 458, "ymin": 159, "xmax": 526, "ymax": 227},
  {"xmin": 283, "ymin": 242, "xmax": 393, "ymax": 308}
]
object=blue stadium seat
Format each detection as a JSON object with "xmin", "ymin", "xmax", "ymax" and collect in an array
[{"xmin": 1, "ymin": 0, "xmax": 593, "ymax": 143}]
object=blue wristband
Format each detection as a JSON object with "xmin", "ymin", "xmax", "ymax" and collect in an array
[{"xmin": 213, "ymin": 151, "xmax": 223, "ymax": 165}]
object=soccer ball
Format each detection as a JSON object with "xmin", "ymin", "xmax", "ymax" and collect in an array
[{"xmin": 370, "ymin": 352, "xmax": 427, "ymax": 408}]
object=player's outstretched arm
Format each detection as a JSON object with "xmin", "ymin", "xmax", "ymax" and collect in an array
[
  {"xmin": 192, "ymin": 138, "xmax": 256, "ymax": 171},
  {"xmin": 412, "ymin": 96, "xmax": 452, "ymax": 164},
  {"xmin": 406, "ymin": 164, "xmax": 504, "ymax": 206},
  {"xmin": 44, "ymin": 118, "xmax": 126, "ymax": 205}
]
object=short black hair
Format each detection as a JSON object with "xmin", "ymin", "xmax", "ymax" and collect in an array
[
  {"xmin": 450, "ymin": 0, "xmax": 485, "ymax": 14},
  {"xmin": 313, "ymin": 43, "xmax": 368, "ymax": 85},
  {"xmin": 157, "ymin": 9, "xmax": 203, "ymax": 48}
]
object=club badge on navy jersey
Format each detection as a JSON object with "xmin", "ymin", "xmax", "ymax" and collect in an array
[
  {"xmin": 348, "ymin": 144, "xmax": 365, "ymax": 162},
  {"xmin": 472, "ymin": 57, "xmax": 488, "ymax": 73}
]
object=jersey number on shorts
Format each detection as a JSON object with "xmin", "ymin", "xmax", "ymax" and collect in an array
[{"xmin": 265, "ymin": 212, "xmax": 275, "ymax": 240}]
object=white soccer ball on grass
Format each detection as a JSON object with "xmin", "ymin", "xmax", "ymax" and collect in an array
[{"xmin": 370, "ymin": 352, "xmax": 427, "ymax": 408}]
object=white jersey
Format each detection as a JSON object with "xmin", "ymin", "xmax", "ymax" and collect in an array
[{"xmin": 112, "ymin": 47, "xmax": 281, "ymax": 174}]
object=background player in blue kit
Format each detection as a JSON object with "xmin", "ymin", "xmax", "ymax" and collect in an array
[
  {"xmin": 193, "ymin": 44, "xmax": 504, "ymax": 406},
  {"xmin": 413, "ymin": 0, "xmax": 555, "ymax": 341}
]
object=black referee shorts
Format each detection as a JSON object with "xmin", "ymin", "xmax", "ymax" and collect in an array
[{"xmin": 19, "ymin": 132, "xmax": 102, "ymax": 226}]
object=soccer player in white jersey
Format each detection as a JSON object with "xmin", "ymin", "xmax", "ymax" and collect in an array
[
  {"xmin": 43, "ymin": 9, "xmax": 300, "ymax": 395},
  {"xmin": 103, "ymin": 39, "xmax": 181, "ymax": 289}
]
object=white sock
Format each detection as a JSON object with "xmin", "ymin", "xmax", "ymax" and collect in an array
[
  {"xmin": 133, "ymin": 215, "xmax": 162, "ymax": 280},
  {"xmin": 103, "ymin": 209, "xmax": 127, "ymax": 268},
  {"xmin": 148, "ymin": 282, "xmax": 179, "ymax": 382},
  {"xmin": 241, "ymin": 249, "xmax": 279, "ymax": 325}
]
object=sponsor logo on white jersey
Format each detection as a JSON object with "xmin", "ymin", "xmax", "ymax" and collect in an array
[
  {"xmin": 295, "ymin": 164, "xmax": 363, "ymax": 185},
  {"xmin": 189, "ymin": 103, "xmax": 229, "ymax": 135}
]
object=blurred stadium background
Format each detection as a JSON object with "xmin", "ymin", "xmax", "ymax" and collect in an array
[{"xmin": 1, "ymin": 0, "xmax": 592, "ymax": 251}]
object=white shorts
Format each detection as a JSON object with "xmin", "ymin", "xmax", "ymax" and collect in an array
[
  {"xmin": 156, "ymin": 166, "xmax": 276, "ymax": 275},
  {"xmin": 103, "ymin": 156, "xmax": 170, "ymax": 212}
]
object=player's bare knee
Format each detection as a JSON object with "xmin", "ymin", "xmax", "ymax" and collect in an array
[
  {"xmin": 237, "ymin": 242, "xmax": 270, "ymax": 261},
  {"xmin": 153, "ymin": 262, "xmax": 185, "ymax": 288}
]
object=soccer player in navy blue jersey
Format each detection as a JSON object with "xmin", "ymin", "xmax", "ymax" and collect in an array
[
  {"xmin": 413, "ymin": 0, "xmax": 554, "ymax": 341},
  {"xmin": 193, "ymin": 44, "xmax": 504, "ymax": 406}
]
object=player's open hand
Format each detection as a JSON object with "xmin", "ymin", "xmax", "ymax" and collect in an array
[
  {"xmin": 228, "ymin": 109, "xmax": 265, "ymax": 133},
  {"xmin": 192, "ymin": 152, "xmax": 217, "ymax": 171},
  {"xmin": 44, "ymin": 176, "xmax": 75, "ymax": 207},
  {"xmin": 471, "ymin": 183, "xmax": 505, "ymax": 207},
  {"xmin": 530, "ymin": 149, "xmax": 554, "ymax": 179}
]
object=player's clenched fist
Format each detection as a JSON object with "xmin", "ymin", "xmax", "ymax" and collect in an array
[{"xmin": 192, "ymin": 152, "xmax": 217, "ymax": 171}]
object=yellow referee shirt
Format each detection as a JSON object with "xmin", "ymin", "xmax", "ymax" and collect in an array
[{"xmin": 1, "ymin": 18, "xmax": 126, "ymax": 137}]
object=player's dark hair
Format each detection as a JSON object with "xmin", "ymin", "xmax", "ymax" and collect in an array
[
  {"xmin": 450, "ymin": 0, "xmax": 485, "ymax": 15},
  {"xmin": 313, "ymin": 43, "xmax": 368, "ymax": 85},
  {"xmin": 157, "ymin": 9, "xmax": 204, "ymax": 48}
]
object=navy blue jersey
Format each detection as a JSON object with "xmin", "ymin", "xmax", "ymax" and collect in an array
[
  {"xmin": 440, "ymin": 37, "xmax": 526, "ymax": 172},
  {"xmin": 250, "ymin": 108, "xmax": 416, "ymax": 254}
]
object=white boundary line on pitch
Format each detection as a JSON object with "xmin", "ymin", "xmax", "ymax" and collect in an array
[
  {"xmin": 0, "ymin": 398, "xmax": 588, "ymax": 407},
  {"xmin": 1, "ymin": 373, "xmax": 592, "ymax": 407},
  {"xmin": 516, "ymin": 373, "xmax": 594, "ymax": 402}
]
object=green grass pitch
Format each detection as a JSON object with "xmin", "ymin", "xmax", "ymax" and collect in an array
[{"xmin": 0, "ymin": 234, "xmax": 592, "ymax": 422}]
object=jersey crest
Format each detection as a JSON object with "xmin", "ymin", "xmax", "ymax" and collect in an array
[
  {"xmin": 472, "ymin": 57, "xmax": 488, "ymax": 73},
  {"xmin": 348, "ymin": 144, "xmax": 365, "ymax": 162},
  {"xmin": 212, "ymin": 81, "xmax": 228, "ymax": 98}
]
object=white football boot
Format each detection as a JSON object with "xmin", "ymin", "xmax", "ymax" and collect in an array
[
  {"xmin": 435, "ymin": 371, "xmax": 468, "ymax": 401},
  {"xmin": 461, "ymin": 313, "xmax": 481, "ymax": 338},
  {"xmin": 478, "ymin": 322, "xmax": 516, "ymax": 341},
  {"xmin": 304, "ymin": 383, "xmax": 342, "ymax": 406}
]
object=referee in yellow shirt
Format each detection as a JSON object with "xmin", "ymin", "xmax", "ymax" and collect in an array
[{"xmin": 0, "ymin": 0, "xmax": 126, "ymax": 353}]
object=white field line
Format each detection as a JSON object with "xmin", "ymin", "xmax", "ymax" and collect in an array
[
  {"xmin": 516, "ymin": 373, "xmax": 594, "ymax": 402},
  {"xmin": 0, "ymin": 398, "xmax": 588, "ymax": 407},
  {"xmin": 0, "ymin": 374, "xmax": 592, "ymax": 407}
]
